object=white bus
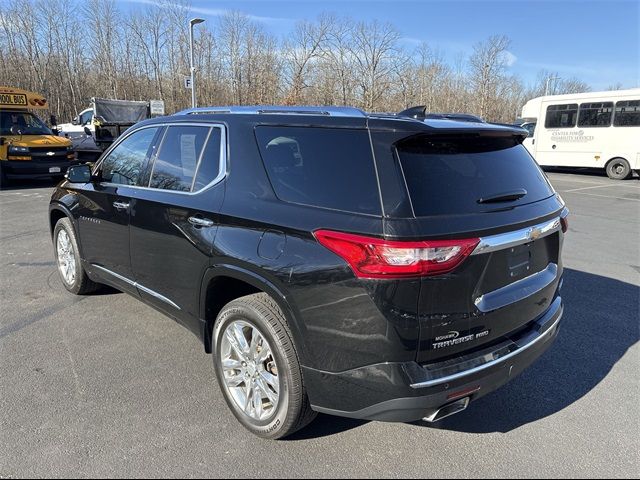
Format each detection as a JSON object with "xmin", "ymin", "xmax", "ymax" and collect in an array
[{"xmin": 520, "ymin": 88, "xmax": 640, "ymax": 179}]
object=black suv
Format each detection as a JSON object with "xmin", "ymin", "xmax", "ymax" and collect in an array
[{"xmin": 49, "ymin": 106, "xmax": 568, "ymax": 439}]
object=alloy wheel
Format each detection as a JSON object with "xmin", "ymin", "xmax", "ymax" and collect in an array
[
  {"xmin": 219, "ymin": 320, "xmax": 280, "ymax": 421},
  {"xmin": 56, "ymin": 229, "xmax": 76, "ymax": 285}
]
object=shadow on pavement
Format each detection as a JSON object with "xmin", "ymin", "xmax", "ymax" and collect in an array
[
  {"xmin": 543, "ymin": 166, "xmax": 640, "ymax": 180},
  {"xmin": 0, "ymin": 177, "xmax": 61, "ymax": 191},
  {"xmin": 430, "ymin": 268, "xmax": 639, "ymax": 433},
  {"xmin": 294, "ymin": 268, "xmax": 638, "ymax": 438},
  {"xmin": 285, "ymin": 414, "xmax": 367, "ymax": 440}
]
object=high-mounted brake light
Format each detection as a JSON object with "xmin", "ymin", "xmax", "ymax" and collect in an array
[{"xmin": 314, "ymin": 230, "xmax": 479, "ymax": 279}]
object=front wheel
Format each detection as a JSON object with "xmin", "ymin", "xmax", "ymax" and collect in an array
[
  {"xmin": 606, "ymin": 157, "xmax": 632, "ymax": 180},
  {"xmin": 53, "ymin": 217, "xmax": 100, "ymax": 295},
  {"xmin": 0, "ymin": 163, "xmax": 8, "ymax": 189},
  {"xmin": 212, "ymin": 293, "xmax": 316, "ymax": 439}
]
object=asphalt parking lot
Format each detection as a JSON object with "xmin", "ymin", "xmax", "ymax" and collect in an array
[{"xmin": 0, "ymin": 170, "xmax": 638, "ymax": 478}]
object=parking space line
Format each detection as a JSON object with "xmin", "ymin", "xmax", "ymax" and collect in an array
[
  {"xmin": 547, "ymin": 176, "xmax": 640, "ymax": 187},
  {"xmin": 563, "ymin": 184, "xmax": 619, "ymax": 192},
  {"xmin": 563, "ymin": 191, "xmax": 640, "ymax": 202}
]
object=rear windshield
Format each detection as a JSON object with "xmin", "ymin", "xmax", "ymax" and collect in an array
[
  {"xmin": 255, "ymin": 126, "xmax": 381, "ymax": 215},
  {"xmin": 396, "ymin": 135, "xmax": 554, "ymax": 216}
]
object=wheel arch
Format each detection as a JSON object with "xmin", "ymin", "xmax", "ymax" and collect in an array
[
  {"xmin": 199, "ymin": 264, "xmax": 309, "ymax": 364},
  {"xmin": 49, "ymin": 203, "xmax": 88, "ymax": 261}
]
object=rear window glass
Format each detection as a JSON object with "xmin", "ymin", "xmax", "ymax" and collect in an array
[
  {"xmin": 255, "ymin": 126, "xmax": 381, "ymax": 215},
  {"xmin": 396, "ymin": 135, "xmax": 554, "ymax": 217}
]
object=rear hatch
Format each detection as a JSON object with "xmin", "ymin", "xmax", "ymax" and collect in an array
[{"xmin": 391, "ymin": 132, "xmax": 564, "ymax": 364}]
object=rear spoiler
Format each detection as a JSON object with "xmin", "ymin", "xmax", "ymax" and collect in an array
[{"xmin": 397, "ymin": 106, "xmax": 485, "ymax": 124}]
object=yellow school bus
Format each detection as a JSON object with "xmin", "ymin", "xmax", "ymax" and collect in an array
[{"xmin": 0, "ymin": 87, "xmax": 74, "ymax": 187}]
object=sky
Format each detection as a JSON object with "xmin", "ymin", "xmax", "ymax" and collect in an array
[{"xmin": 119, "ymin": 0, "xmax": 640, "ymax": 91}]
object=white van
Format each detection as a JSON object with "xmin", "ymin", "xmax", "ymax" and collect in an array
[{"xmin": 520, "ymin": 88, "xmax": 640, "ymax": 179}]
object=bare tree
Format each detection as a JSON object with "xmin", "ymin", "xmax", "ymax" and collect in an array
[
  {"xmin": 350, "ymin": 20, "xmax": 401, "ymax": 111},
  {"xmin": 469, "ymin": 35, "xmax": 512, "ymax": 118},
  {"xmin": 283, "ymin": 15, "xmax": 332, "ymax": 104},
  {"xmin": 0, "ymin": 0, "xmax": 597, "ymax": 124}
]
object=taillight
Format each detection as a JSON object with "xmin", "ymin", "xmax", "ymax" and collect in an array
[
  {"xmin": 560, "ymin": 208, "xmax": 569, "ymax": 233},
  {"xmin": 314, "ymin": 230, "xmax": 479, "ymax": 279}
]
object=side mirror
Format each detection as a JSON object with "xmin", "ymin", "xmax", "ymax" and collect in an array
[
  {"xmin": 10, "ymin": 126, "xmax": 22, "ymax": 135},
  {"xmin": 71, "ymin": 117, "xmax": 79, "ymax": 125},
  {"xmin": 50, "ymin": 115, "xmax": 57, "ymax": 126},
  {"xmin": 66, "ymin": 164, "xmax": 92, "ymax": 183},
  {"xmin": 83, "ymin": 126, "xmax": 92, "ymax": 136},
  {"xmin": 0, "ymin": 137, "xmax": 4, "ymax": 146}
]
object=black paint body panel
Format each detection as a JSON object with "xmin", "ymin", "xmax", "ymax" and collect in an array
[{"xmin": 49, "ymin": 111, "xmax": 565, "ymax": 421}]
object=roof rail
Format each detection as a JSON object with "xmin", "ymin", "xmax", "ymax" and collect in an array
[{"xmin": 174, "ymin": 105, "xmax": 367, "ymax": 117}]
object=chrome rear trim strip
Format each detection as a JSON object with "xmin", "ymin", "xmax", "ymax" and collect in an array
[
  {"xmin": 409, "ymin": 307, "xmax": 562, "ymax": 389},
  {"xmin": 472, "ymin": 217, "xmax": 561, "ymax": 256},
  {"xmin": 474, "ymin": 263, "xmax": 558, "ymax": 313},
  {"xmin": 91, "ymin": 264, "xmax": 181, "ymax": 310}
]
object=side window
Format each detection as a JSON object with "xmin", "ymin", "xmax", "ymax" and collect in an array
[
  {"xmin": 522, "ymin": 122, "xmax": 536, "ymax": 137},
  {"xmin": 578, "ymin": 102, "xmax": 613, "ymax": 127},
  {"xmin": 149, "ymin": 125, "xmax": 210, "ymax": 192},
  {"xmin": 100, "ymin": 127, "xmax": 159, "ymax": 186},
  {"xmin": 193, "ymin": 128, "xmax": 222, "ymax": 191},
  {"xmin": 545, "ymin": 104, "xmax": 578, "ymax": 129},
  {"xmin": 614, "ymin": 100, "xmax": 640, "ymax": 127},
  {"xmin": 79, "ymin": 110, "xmax": 93, "ymax": 125},
  {"xmin": 255, "ymin": 126, "xmax": 381, "ymax": 215}
]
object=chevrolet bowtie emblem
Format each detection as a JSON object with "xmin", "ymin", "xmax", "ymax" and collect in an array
[
  {"xmin": 528, "ymin": 226, "xmax": 542, "ymax": 241},
  {"xmin": 46, "ymin": 151, "xmax": 55, "ymax": 156}
]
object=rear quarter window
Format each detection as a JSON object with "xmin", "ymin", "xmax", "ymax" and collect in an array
[
  {"xmin": 255, "ymin": 126, "xmax": 381, "ymax": 215},
  {"xmin": 396, "ymin": 135, "xmax": 555, "ymax": 217}
]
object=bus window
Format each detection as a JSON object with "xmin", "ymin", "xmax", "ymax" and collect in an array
[
  {"xmin": 545, "ymin": 104, "xmax": 578, "ymax": 129},
  {"xmin": 521, "ymin": 122, "xmax": 536, "ymax": 137},
  {"xmin": 578, "ymin": 102, "xmax": 613, "ymax": 127},
  {"xmin": 613, "ymin": 100, "xmax": 640, "ymax": 127}
]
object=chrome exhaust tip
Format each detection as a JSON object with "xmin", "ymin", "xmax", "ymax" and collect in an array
[{"xmin": 422, "ymin": 397, "xmax": 470, "ymax": 423}]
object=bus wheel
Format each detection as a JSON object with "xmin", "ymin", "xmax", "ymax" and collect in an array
[{"xmin": 606, "ymin": 158, "xmax": 632, "ymax": 180}]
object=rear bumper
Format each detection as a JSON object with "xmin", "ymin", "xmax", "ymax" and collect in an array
[
  {"xmin": 306, "ymin": 296, "xmax": 563, "ymax": 422},
  {"xmin": 1, "ymin": 160, "xmax": 74, "ymax": 179}
]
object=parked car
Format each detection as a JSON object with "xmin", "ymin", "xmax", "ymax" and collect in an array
[{"xmin": 49, "ymin": 105, "xmax": 568, "ymax": 439}]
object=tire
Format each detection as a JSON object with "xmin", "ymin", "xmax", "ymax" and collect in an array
[
  {"xmin": 0, "ymin": 163, "xmax": 8, "ymax": 189},
  {"xmin": 606, "ymin": 157, "xmax": 632, "ymax": 180},
  {"xmin": 212, "ymin": 293, "xmax": 317, "ymax": 439},
  {"xmin": 53, "ymin": 217, "xmax": 100, "ymax": 295}
]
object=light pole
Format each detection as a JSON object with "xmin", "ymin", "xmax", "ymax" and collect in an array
[
  {"xmin": 189, "ymin": 18, "xmax": 205, "ymax": 108},
  {"xmin": 545, "ymin": 75, "xmax": 561, "ymax": 96}
]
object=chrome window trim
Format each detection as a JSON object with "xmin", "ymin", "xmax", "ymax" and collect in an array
[
  {"xmin": 471, "ymin": 217, "xmax": 561, "ymax": 256},
  {"xmin": 92, "ymin": 122, "xmax": 228, "ymax": 196},
  {"xmin": 91, "ymin": 264, "xmax": 181, "ymax": 310}
]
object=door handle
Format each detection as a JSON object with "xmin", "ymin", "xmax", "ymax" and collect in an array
[
  {"xmin": 188, "ymin": 216, "xmax": 215, "ymax": 228},
  {"xmin": 113, "ymin": 201, "xmax": 130, "ymax": 211}
]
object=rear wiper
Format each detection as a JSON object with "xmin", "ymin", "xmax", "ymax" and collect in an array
[{"xmin": 477, "ymin": 189, "xmax": 527, "ymax": 204}]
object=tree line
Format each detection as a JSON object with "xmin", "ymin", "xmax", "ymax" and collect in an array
[{"xmin": 0, "ymin": 0, "xmax": 593, "ymax": 123}]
